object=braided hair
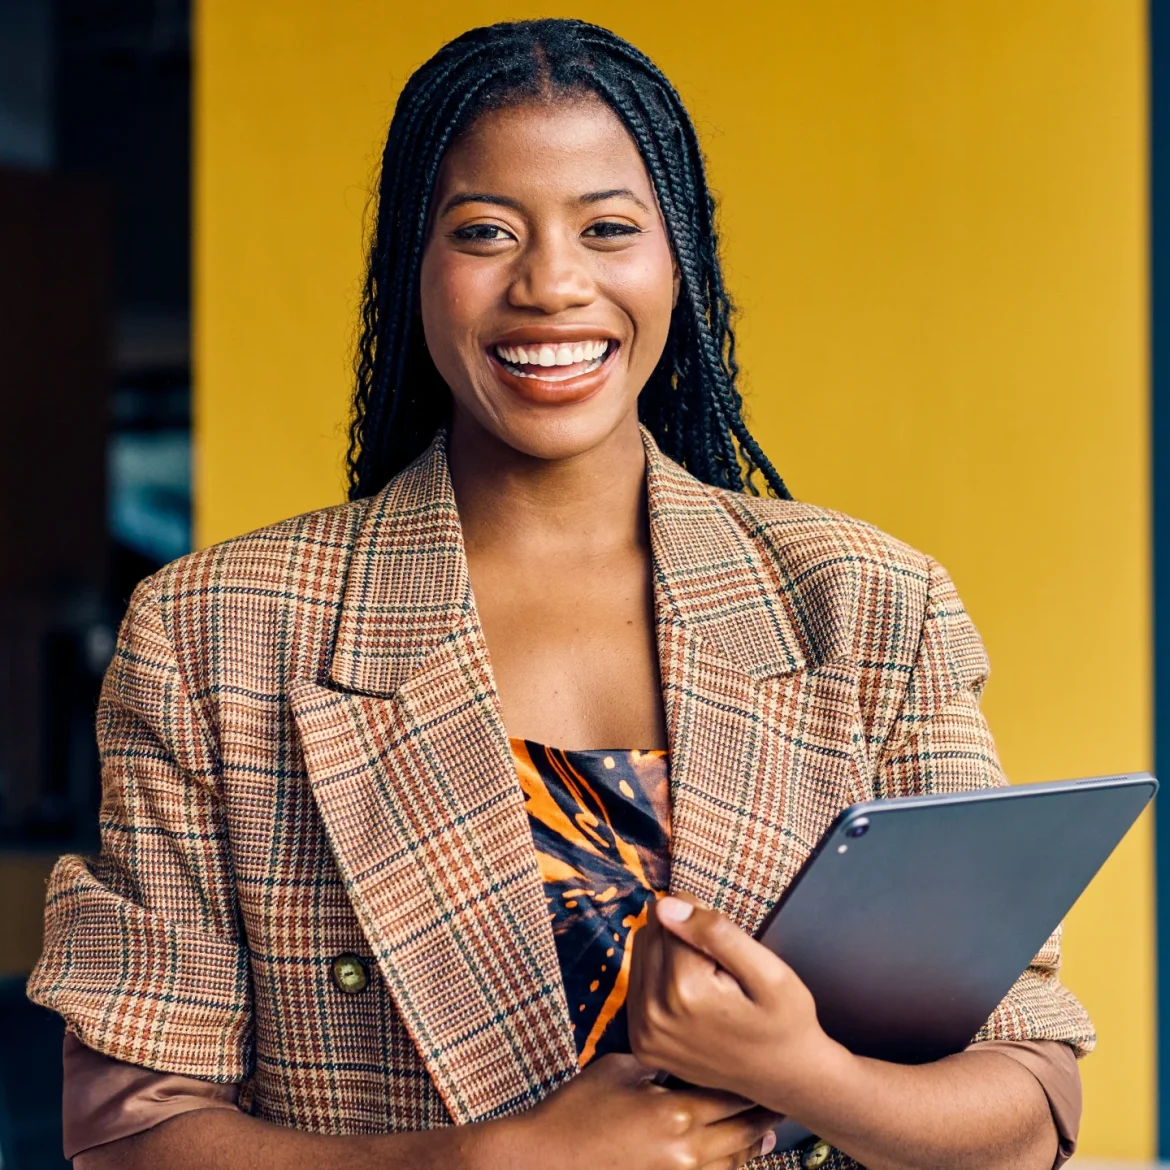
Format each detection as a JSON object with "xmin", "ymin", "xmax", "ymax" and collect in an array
[{"xmin": 348, "ymin": 17, "xmax": 791, "ymax": 501}]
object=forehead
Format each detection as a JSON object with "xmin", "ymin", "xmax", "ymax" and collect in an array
[{"xmin": 435, "ymin": 96, "xmax": 654, "ymax": 201}]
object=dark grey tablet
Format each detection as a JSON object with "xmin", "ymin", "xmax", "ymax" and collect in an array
[{"xmin": 756, "ymin": 772, "xmax": 1156, "ymax": 1152}]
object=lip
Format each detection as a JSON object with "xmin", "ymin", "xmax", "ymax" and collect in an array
[
  {"xmin": 489, "ymin": 324, "xmax": 622, "ymax": 348},
  {"xmin": 487, "ymin": 336, "xmax": 621, "ymax": 407}
]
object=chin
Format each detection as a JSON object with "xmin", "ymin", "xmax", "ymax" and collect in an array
[{"xmin": 475, "ymin": 392, "xmax": 642, "ymax": 465}]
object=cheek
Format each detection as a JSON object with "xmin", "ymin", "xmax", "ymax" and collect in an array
[
  {"xmin": 419, "ymin": 249, "xmax": 496, "ymax": 362},
  {"xmin": 604, "ymin": 246, "xmax": 677, "ymax": 367}
]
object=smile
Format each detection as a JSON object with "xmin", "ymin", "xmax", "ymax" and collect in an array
[{"xmin": 493, "ymin": 339, "xmax": 613, "ymax": 382}]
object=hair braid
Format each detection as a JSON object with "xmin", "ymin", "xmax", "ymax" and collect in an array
[
  {"xmin": 582, "ymin": 68, "xmax": 744, "ymax": 489},
  {"xmin": 350, "ymin": 52, "xmax": 522, "ymax": 491},
  {"xmin": 349, "ymin": 18, "xmax": 792, "ymax": 501}
]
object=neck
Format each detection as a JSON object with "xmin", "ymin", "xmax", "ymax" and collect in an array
[{"xmin": 447, "ymin": 410, "xmax": 649, "ymax": 559}]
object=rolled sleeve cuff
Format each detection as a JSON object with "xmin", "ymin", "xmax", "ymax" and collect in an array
[
  {"xmin": 967, "ymin": 1039, "xmax": 1081, "ymax": 1168},
  {"xmin": 63, "ymin": 1032, "xmax": 241, "ymax": 1160}
]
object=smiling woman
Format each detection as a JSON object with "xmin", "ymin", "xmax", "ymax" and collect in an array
[{"xmin": 29, "ymin": 17, "xmax": 1092, "ymax": 1170}]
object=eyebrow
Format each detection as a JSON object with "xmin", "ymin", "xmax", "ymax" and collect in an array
[
  {"xmin": 439, "ymin": 188, "xmax": 651, "ymax": 215},
  {"xmin": 440, "ymin": 192, "xmax": 524, "ymax": 215},
  {"xmin": 578, "ymin": 188, "xmax": 651, "ymax": 212}
]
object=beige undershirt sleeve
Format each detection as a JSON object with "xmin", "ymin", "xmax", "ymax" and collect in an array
[
  {"xmin": 967, "ymin": 1039, "xmax": 1082, "ymax": 1169},
  {"xmin": 61, "ymin": 1031, "xmax": 1081, "ymax": 1164},
  {"xmin": 62, "ymin": 1032, "xmax": 240, "ymax": 1160}
]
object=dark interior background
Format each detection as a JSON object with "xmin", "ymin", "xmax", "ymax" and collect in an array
[{"xmin": 0, "ymin": 1, "xmax": 190, "ymax": 1164}]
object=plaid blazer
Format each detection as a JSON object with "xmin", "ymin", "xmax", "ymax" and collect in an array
[{"xmin": 29, "ymin": 429, "xmax": 1093, "ymax": 1168}]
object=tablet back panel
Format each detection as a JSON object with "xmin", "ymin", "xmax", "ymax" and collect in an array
[{"xmin": 755, "ymin": 773, "xmax": 1156, "ymax": 1065}]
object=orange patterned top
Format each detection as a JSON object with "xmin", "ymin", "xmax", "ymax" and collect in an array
[{"xmin": 511, "ymin": 739, "xmax": 671, "ymax": 1066}]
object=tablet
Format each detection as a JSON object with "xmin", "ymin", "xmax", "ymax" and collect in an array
[{"xmin": 755, "ymin": 772, "xmax": 1156, "ymax": 1151}]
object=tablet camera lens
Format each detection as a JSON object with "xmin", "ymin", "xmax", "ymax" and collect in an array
[{"xmin": 846, "ymin": 818, "xmax": 869, "ymax": 838}]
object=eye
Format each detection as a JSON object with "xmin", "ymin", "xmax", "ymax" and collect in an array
[
  {"xmin": 582, "ymin": 221, "xmax": 642, "ymax": 240},
  {"xmin": 451, "ymin": 223, "xmax": 514, "ymax": 242}
]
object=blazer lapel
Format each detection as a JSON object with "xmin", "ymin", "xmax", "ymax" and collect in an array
[
  {"xmin": 643, "ymin": 436, "xmax": 867, "ymax": 934},
  {"xmin": 289, "ymin": 437, "xmax": 576, "ymax": 1125}
]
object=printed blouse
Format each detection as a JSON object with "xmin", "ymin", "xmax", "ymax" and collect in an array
[{"xmin": 511, "ymin": 739, "xmax": 671, "ymax": 1065}]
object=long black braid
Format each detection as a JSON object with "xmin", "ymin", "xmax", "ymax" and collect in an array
[{"xmin": 347, "ymin": 18, "xmax": 791, "ymax": 501}]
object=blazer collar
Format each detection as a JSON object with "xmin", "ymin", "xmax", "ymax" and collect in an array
[{"xmin": 328, "ymin": 427, "xmax": 807, "ymax": 698}]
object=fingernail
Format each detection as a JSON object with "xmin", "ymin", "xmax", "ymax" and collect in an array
[
  {"xmin": 761, "ymin": 1131, "xmax": 777, "ymax": 1155},
  {"xmin": 657, "ymin": 896, "xmax": 694, "ymax": 923}
]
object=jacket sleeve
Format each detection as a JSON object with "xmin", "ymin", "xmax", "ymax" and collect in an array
[
  {"xmin": 872, "ymin": 558, "xmax": 1095, "ymax": 1056},
  {"xmin": 26, "ymin": 578, "xmax": 252, "ymax": 1081}
]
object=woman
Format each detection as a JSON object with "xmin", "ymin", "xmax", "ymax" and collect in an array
[{"xmin": 30, "ymin": 18, "xmax": 1091, "ymax": 1170}]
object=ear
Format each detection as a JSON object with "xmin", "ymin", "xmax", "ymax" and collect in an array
[{"xmin": 672, "ymin": 258, "xmax": 681, "ymax": 307}]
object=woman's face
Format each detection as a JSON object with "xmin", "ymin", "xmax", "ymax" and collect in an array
[{"xmin": 420, "ymin": 96, "xmax": 678, "ymax": 462}]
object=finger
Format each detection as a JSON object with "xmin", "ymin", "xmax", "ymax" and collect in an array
[
  {"xmin": 698, "ymin": 1125, "xmax": 780, "ymax": 1170},
  {"xmin": 629, "ymin": 899, "xmax": 664, "ymax": 1016},
  {"xmin": 590, "ymin": 1051, "xmax": 660, "ymax": 1088},
  {"xmin": 655, "ymin": 891, "xmax": 719, "ymax": 1007},
  {"xmin": 656, "ymin": 897, "xmax": 784, "ymax": 1001},
  {"xmin": 699, "ymin": 1146, "xmax": 766, "ymax": 1170},
  {"xmin": 746, "ymin": 1127, "xmax": 780, "ymax": 1162},
  {"xmin": 660, "ymin": 930, "xmax": 722, "ymax": 1019},
  {"xmin": 641, "ymin": 895, "xmax": 667, "ymax": 987},
  {"xmin": 630, "ymin": 898, "xmax": 667, "ymax": 1028},
  {"xmin": 698, "ymin": 1105, "xmax": 783, "ymax": 1165},
  {"xmin": 672, "ymin": 1085, "xmax": 760, "ymax": 1125}
]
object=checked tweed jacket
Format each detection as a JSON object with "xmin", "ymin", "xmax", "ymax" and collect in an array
[{"xmin": 29, "ymin": 429, "xmax": 1093, "ymax": 1169}]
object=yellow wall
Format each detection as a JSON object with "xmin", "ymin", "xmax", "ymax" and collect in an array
[
  {"xmin": 0, "ymin": 854, "xmax": 60, "ymax": 977},
  {"xmin": 196, "ymin": 1, "xmax": 1151, "ymax": 1156}
]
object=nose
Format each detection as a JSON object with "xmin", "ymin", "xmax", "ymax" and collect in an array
[{"xmin": 507, "ymin": 230, "xmax": 595, "ymax": 314}]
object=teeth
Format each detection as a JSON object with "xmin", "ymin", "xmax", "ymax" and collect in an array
[
  {"xmin": 506, "ymin": 356, "xmax": 605, "ymax": 381},
  {"xmin": 494, "ymin": 339, "xmax": 610, "ymax": 368}
]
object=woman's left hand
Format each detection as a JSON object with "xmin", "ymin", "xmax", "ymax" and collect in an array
[
  {"xmin": 628, "ymin": 894, "xmax": 1063, "ymax": 1170},
  {"xmin": 627, "ymin": 892, "xmax": 841, "ymax": 1114}
]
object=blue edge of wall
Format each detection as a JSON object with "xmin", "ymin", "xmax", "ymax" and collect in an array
[{"xmin": 1154, "ymin": 0, "xmax": 1170, "ymax": 1155}]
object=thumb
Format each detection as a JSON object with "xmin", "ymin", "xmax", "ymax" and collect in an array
[{"xmin": 655, "ymin": 895, "xmax": 775, "ymax": 1000}]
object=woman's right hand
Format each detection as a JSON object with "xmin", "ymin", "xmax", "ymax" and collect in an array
[
  {"xmin": 74, "ymin": 1052, "xmax": 780, "ymax": 1170},
  {"xmin": 501, "ymin": 1052, "xmax": 781, "ymax": 1169}
]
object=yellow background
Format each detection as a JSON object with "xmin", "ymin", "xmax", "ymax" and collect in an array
[{"xmin": 196, "ymin": 1, "xmax": 1152, "ymax": 1156}]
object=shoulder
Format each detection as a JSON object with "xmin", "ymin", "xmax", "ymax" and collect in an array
[
  {"xmin": 644, "ymin": 432, "xmax": 948, "ymax": 672},
  {"xmin": 125, "ymin": 495, "xmax": 376, "ymax": 686},
  {"xmin": 714, "ymin": 489, "xmax": 941, "ymax": 655},
  {"xmin": 148, "ymin": 495, "xmax": 372, "ymax": 610},
  {"xmin": 718, "ymin": 490, "xmax": 932, "ymax": 587},
  {"xmin": 722, "ymin": 487, "xmax": 987, "ymax": 715},
  {"xmin": 707, "ymin": 489, "xmax": 988, "ymax": 763}
]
